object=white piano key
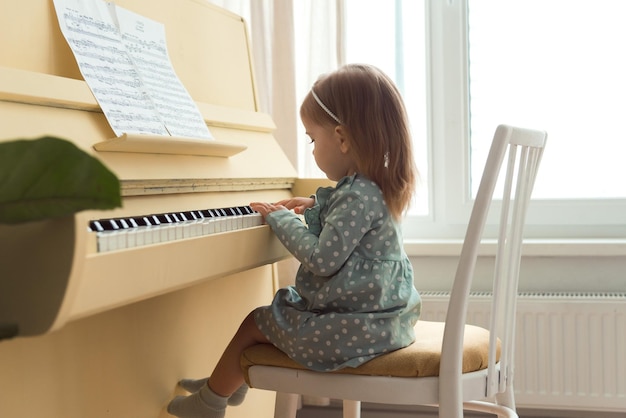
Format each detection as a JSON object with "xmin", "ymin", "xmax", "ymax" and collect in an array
[
  {"xmin": 181, "ymin": 222, "xmax": 192, "ymax": 238},
  {"xmin": 114, "ymin": 230, "xmax": 127, "ymax": 250},
  {"xmin": 190, "ymin": 221, "xmax": 202, "ymax": 237},
  {"xmin": 168, "ymin": 213, "xmax": 183, "ymax": 240},
  {"xmin": 126, "ymin": 229, "xmax": 138, "ymax": 248},
  {"xmin": 135, "ymin": 227, "xmax": 146, "ymax": 247},
  {"xmin": 96, "ymin": 231, "xmax": 109, "ymax": 252},
  {"xmin": 202, "ymin": 218, "xmax": 216, "ymax": 235}
]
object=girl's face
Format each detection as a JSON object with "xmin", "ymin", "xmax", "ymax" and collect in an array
[{"xmin": 301, "ymin": 115, "xmax": 355, "ymax": 182}]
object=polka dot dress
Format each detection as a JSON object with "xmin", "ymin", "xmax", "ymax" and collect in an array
[{"xmin": 254, "ymin": 174, "xmax": 421, "ymax": 372}]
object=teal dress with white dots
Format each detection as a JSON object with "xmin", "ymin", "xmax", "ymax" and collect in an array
[{"xmin": 254, "ymin": 174, "xmax": 421, "ymax": 372}]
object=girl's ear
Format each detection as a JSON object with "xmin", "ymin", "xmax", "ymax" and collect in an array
[{"xmin": 335, "ymin": 125, "xmax": 351, "ymax": 154}]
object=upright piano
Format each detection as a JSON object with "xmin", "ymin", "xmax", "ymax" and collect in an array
[{"xmin": 0, "ymin": 0, "xmax": 305, "ymax": 337}]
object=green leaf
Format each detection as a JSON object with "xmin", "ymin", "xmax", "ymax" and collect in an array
[{"xmin": 0, "ymin": 136, "xmax": 121, "ymax": 224}]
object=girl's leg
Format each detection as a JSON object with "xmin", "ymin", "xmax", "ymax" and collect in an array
[
  {"xmin": 167, "ymin": 311, "xmax": 269, "ymax": 417},
  {"xmin": 208, "ymin": 311, "xmax": 269, "ymax": 396}
]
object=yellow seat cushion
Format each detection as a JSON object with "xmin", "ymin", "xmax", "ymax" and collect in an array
[{"xmin": 241, "ymin": 320, "xmax": 499, "ymax": 383}]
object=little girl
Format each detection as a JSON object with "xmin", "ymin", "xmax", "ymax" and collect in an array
[{"xmin": 168, "ymin": 63, "xmax": 421, "ymax": 418}]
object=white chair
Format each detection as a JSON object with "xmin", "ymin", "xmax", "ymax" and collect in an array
[{"xmin": 241, "ymin": 125, "xmax": 547, "ymax": 418}]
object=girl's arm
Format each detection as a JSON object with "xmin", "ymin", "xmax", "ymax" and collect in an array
[{"xmin": 258, "ymin": 191, "xmax": 372, "ymax": 277}]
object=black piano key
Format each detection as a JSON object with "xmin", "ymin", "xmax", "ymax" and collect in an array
[
  {"xmin": 199, "ymin": 209, "xmax": 211, "ymax": 218},
  {"xmin": 131, "ymin": 217, "xmax": 148, "ymax": 227},
  {"xmin": 89, "ymin": 220, "xmax": 105, "ymax": 232},
  {"xmin": 155, "ymin": 214, "xmax": 172, "ymax": 224},
  {"xmin": 91, "ymin": 219, "xmax": 120, "ymax": 231}
]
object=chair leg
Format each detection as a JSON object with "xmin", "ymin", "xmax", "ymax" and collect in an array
[
  {"xmin": 342, "ymin": 400, "xmax": 361, "ymax": 418},
  {"xmin": 496, "ymin": 389, "xmax": 515, "ymax": 410},
  {"xmin": 495, "ymin": 389, "xmax": 516, "ymax": 418},
  {"xmin": 274, "ymin": 392, "xmax": 300, "ymax": 418}
]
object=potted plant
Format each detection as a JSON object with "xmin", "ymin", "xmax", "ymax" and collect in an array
[{"xmin": 0, "ymin": 136, "xmax": 121, "ymax": 340}]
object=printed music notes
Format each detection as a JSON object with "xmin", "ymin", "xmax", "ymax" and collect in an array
[{"xmin": 53, "ymin": 0, "xmax": 212, "ymax": 140}]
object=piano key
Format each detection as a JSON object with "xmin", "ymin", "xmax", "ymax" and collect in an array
[
  {"xmin": 154, "ymin": 214, "xmax": 175, "ymax": 243},
  {"xmin": 223, "ymin": 208, "xmax": 238, "ymax": 231},
  {"xmin": 88, "ymin": 205, "xmax": 262, "ymax": 252},
  {"xmin": 89, "ymin": 220, "xmax": 105, "ymax": 232},
  {"xmin": 197, "ymin": 210, "xmax": 215, "ymax": 235},
  {"xmin": 91, "ymin": 218, "xmax": 121, "ymax": 252},
  {"xmin": 184, "ymin": 211, "xmax": 203, "ymax": 237},
  {"xmin": 131, "ymin": 217, "xmax": 150, "ymax": 247},
  {"xmin": 211, "ymin": 208, "xmax": 224, "ymax": 232},
  {"xmin": 176, "ymin": 211, "xmax": 199, "ymax": 238}
]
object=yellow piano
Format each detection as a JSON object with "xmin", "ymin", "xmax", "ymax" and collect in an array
[{"xmin": 0, "ymin": 1, "xmax": 312, "ymax": 417}]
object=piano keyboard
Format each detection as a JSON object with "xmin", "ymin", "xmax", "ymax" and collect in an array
[{"xmin": 88, "ymin": 206, "xmax": 263, "ymax": 253}]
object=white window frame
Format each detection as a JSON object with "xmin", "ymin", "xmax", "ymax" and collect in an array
[{"xmin": 402, "ymin": 0, "xmax": 626, "ymax": 240}]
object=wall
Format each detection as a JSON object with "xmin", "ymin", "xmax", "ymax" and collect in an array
[{"xmin": 405, "ymin": 243, "xmax": 626, "ymax": 294}]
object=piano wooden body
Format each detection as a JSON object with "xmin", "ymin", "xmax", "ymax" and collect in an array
[{"xmin": 0, "ymin": 1, "xmax": 320, "ymax": 417}]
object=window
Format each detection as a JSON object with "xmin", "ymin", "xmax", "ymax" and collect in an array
[
  {"xmin": 402, "ymin": 0, "xmax": 626, "ymax": 239},
  {"xmin": 468, "ymin": 0, "xmax": 626, "ymax": 201}
]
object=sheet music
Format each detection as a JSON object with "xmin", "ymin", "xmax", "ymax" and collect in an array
[
  {"xmin": 53, "ymin": 0, "xmax": 212, "ymax": 140},
  {"xmin": 113, "ymin": 6, "xmax": 212, "ymax": 139}
]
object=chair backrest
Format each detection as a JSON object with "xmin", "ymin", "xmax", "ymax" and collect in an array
[{"xmin": 439, "ymin": 125, "xmax": 547, "ymax": 411}]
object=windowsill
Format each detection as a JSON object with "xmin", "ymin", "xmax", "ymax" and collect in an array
[{"xmin": 404, "ymin": 238, "xmax": 626, "ymax": 257}]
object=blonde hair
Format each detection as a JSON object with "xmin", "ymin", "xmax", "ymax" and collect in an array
[{"xmin": 300, "ymin": 64, "xmax": 418, "ymax": 220}]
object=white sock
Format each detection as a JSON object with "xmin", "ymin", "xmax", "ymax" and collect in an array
[
  {"xmin": 178, "ymin": 378, "xmax": 248, "ymax": 406},
  {"xmin": 178, "ymin": 378, "xmax": 208, "ymax": 393},
  {"xmin": 226, "ymin": 383, "xmax": 249, "ymax": 406},
  {"xmin": 167, "ymin": 383, "xmax": 227, "ymax": 418}
]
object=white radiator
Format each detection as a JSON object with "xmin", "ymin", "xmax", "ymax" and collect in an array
[{"xmin": 419, "ymin": 292, "xmax": 626, "ymax": 413}]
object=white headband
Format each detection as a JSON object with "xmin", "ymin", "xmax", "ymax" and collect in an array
[{"xmin": 311, "ymin": 89, "xmax": 341, "ymax": 124}]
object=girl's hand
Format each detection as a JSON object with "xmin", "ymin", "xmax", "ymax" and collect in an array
[
  {"xmin": 272, "ymin": 197, "xmax": 315, "ymax": 215},
  {"xmin": 249, "ymin": 201, "xmax": 287, "ymax": 219}
]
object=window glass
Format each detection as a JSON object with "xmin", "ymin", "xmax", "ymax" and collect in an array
[{"xmin": 468, "ymin": 0, "xmax": 626, "ymax": 199}]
